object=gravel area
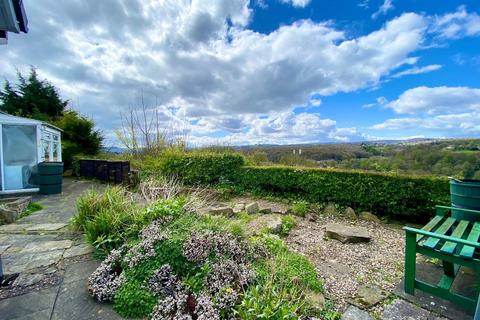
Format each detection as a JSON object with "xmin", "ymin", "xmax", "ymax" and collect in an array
[{"xmin": 285, "ymin": 216, "xmax": 405, "ymax": 311}]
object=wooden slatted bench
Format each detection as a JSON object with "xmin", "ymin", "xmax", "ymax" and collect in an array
[{"xmin": 403, "ymin": 205, "xmax": 480, "ymax": 313}]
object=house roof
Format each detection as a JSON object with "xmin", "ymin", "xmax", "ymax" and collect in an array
[{"xmin": 0, "ymin": 112, "xmax": 62, "ymax": 132}]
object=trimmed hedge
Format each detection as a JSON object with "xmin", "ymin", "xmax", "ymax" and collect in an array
[
  {"xmin": 161, "ymin": 152, "xmax": 244, "ymax": 185},
  {"xmin": 158, "ymin": 152, "xmax": 450, "ymax": 220},
  {"xmin": 234, "ymin": 166, "xmax": 450, "ymax": 219}
]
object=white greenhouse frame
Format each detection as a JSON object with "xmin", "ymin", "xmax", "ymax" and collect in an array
[{"xmin": 0, "ymin": 112, "xmax": 62, "ymax": 194}]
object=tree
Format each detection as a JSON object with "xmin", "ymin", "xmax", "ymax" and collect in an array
[{"xmin": 0, "ymin": 68, "xmax": 103, "ymax": 167}]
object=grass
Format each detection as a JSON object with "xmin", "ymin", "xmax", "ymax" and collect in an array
[{"xmin": 20, "ymin": 202, "xmax": 44, "ymax": 218}]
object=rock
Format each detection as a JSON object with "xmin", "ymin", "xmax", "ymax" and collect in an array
[
  {"xmin": 209, "ymin": 206, "xmax": 235, "ymax": 217},
  {"xmin": 259, "ymin": 207, "xmax": 272, "ymax": 214},
  {"xmin": 0, "ymin": 245, "xmax": 10, "ymax": 255},
  {"xmin": 306, "ymin": 213, "xmax": 318, "ymax": 221},
  {"xmin": 344, "ymin": 207, "xmax": 357, "ymax": 220},
  {"xmin": 325, "ymin": 223, "xmax": 371, "ymax": 243},
  {"xmin": 63, "ymin": 243, "xmax": 94, "ymax": 258},
  {"xmin": 272, "ymin": 207, "xmax": 289, "ymax": 215},
  {"xmin": 13, "ymin": 273, "xmax": 44, "ymax": 287},
  {"xmin": 342, "ymin": 306, "xmax": 374, "ymax": 320},
  {"xmin": 305, "ymin": 291, "xmax": 325, "ymax": 310},
  {"xmin": 359, "ymin": 211, "xmax": 381, "ymax": 223},
  {"xmin": 0, "ymin": 197, "xmax": 31, "ymax": 223},
  {"xmin": 323, "ymin": 203, "xmax": 338, "ymax": 216},
  {"xmin": 351, "ymin": 284, "xmax": 390, "ymax": 308},
  {"xmin": 25, "ymin": 223, "xmax": 68, "ymax": 232},
  {"xmin": 381, "ymin": 299, "xmax": 433, "ymax": 320},
  {"xmin": 246, "ymin": 214, "xmax": 283, "ymax": 235},
  {"xmin": 233, "ymin": 203, "xmax": 245, "ymax": 214},
  {"xmin": 245, "ymin": 202, "xmax": 260, "ymax": 214},
  {"xmin": 20, "ymin": 240, "xmax": 73, "ymax": 254}
]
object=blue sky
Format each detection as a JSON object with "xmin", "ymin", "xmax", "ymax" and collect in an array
[{"xmin": 1, "ymin": 0, "xmax": 480, "ymax": 146}]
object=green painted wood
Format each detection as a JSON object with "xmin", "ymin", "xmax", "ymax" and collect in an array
[
  {"xmin": 437, "ymin": 274, "xmax": 455, "ymax": 291},
  {"xmin": 460, "ymin": 222, "xmax": 480, "ymax": 259},
  {"xmin": 417, "ymin": 246, "xmax": 480, "ymax": 268},
  {"xmin": 417, "ymin": 215, "xmax": 444, "ymax": 242},
  {"xmin": 440, "ymin": 220, "xmax": 470, "ymax": 254},
  {"xmin": 423, "ymin": 218, "xmax": 456, "ymax": 249},
  {"xmin": 404, "ymin": 231, "xmax": 417, "ymax": 295},
  {"xmin": 415, "ymin": 280, "xmax": 476, "ymax": 313}
]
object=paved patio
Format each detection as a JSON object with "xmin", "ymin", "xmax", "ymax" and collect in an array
[{"xmin": 0, "ymin": 178, "xmax": 122, "ymax": 320}]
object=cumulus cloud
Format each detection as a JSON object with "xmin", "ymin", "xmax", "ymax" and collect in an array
[
  {"xmin": 280, "ymin": 0, "xmax": 311, "ymax": 8},
  {"xmin": 385, "ymin": 86, "xmax": 480, "ymax": 114},
  {"xmin": 430, "ymin": 5, "xmax": 480, "ymax": 39},
  {"xmin": 372, "ymin": 0, "xmax": 394, "ymax": 19},
  {"xmin": 390, "ymin": 64, "xmax": 442, "ymax": 78},
  {"xmin": 2, "ymin": 1, "xmax": 478, "ymax": 145}
]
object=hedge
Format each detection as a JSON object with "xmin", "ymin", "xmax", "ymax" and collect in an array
[
  {"xmin": 159, "ymin": 153, "xmax": 450, "ymax": 220},
  {"xmin": 161, "ymin": 152, "xmax": 244, "ymax": 185},
  {"xmin": 234, "ymin": 166, "xmax": 450, "ymax": 219}
]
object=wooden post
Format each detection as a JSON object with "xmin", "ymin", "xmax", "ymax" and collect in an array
[{"xmin": 405, "ymin": 230, "xmax": 417, "ymax": 295}]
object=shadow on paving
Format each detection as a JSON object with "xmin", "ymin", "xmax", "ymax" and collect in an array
[{"xmin": 394, "ymin": 261, "xmax": 474, "ymax": 320}]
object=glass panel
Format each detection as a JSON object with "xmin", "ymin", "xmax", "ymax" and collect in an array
[
  {"xmin": 53, "ymin": 134, "xmax": 59, "ymax": 141},
  {"xmin": 43, "ymin": 140, "xmax": 50, "ymax": 161},
  {"xmin": 2, "ymin": 125, "xmax": 38, "ymax": 190},
  {"xmin": 52, "ymin": 142, "xmax": 59, "ymax": 161}
]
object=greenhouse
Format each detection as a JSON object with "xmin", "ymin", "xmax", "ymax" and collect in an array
[{"xmin": 0, "ymin": 112, "xmax": 61, "ymax": 194}]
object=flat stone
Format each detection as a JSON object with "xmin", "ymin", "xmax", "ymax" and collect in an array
[
  {"xmin": 259, "ymin": 207, "xmax": 273, "ymax": 214},
  {"xmin": 0, "ymin": 285, "xmax": 58, "ymax": 320},
  {"xmin": 0, "ymin": 244, "xmax": 10, "ymax": 254},
  {"xmin": 63, "ymin": 243, "xmax": 94, "ymax": 258},
  {"xmin": 14, "ymin": 273, "xmax": 45, "ymax": 287},
  {"xmin": 246, "ymin": 214, "xmax": 283, "ymax": 235},
  {"xmin": 272, "ymin": 208, "xmax": 289, "ymax": 215},
  {"xmin": 25, "ymin": 223, "xmax": 68, "ymax": 231},
  {"xmin": 344, "ymin": 207, "xmax": 357, "ymax": 220},
  {"xmin": 52, "ymin": 278, "xmax": 123, "ymax": 320},
  {"xmin": 21, "ymin": 240, "xmax": 73, "ymax": 254},
  {"xmin": 381, "ymin": 299, "xmax": 433, "ymax": 320},
  {"xmin": 245, "ymin": 202, "xmax": 260, "ymax": 214},
  {"xmin": 0, "ymin": 223, "xmax": 33, "ymax": 233},
  {"xmin": 305, "ymin": 291, "xmax": 325, "ymax": 310},
  {"xmin": 325, "ymin": 223, "xmax": 371, "ymax": 243},
  {"xmin": 233, "ymin": 203, "xmax": 245, "ymax": 214},
  {"xmin": 351, "ymin": 284, "xmax": 390, "ymax": 308},
  {"xmin": 342, "ymin": 306, "xmax": 374, "ymax": 320},
  {"xmin": 209, "ymin": 206, "xmax": 235, "ymax": 217},
  {"xmin": 3, "ymin": 249, "xmax": 64, "ymax": 274},
  {"xmin": 63, "ymin": 259, "xmax": 100, "ymax": 284},
  {"xmin": 359, "ymin": 211, "xmax": 381, "ymax": 223}
]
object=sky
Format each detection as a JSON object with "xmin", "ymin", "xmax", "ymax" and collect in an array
[{"xmin": 1, "ymin": 0, "xmax": 480, "ymax": 147}]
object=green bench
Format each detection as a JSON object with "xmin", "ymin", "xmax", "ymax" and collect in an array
[{"xmin": 403, "ymin": 205, "xmax": 480, "ymax": 313}]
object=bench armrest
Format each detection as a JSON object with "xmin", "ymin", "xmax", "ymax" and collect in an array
[{"xmin": 404, "ymin": 226, "xmax": 480, "ymax": 248}]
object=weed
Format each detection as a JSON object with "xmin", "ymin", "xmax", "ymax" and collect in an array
[{"xmin": 291, "ymin": 200, "xmax": 308, "ymax": 217}]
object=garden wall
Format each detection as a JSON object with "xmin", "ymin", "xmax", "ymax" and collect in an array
[{"xmin": 159, "ymin": 153, "xmax": 450, "ymax": 219}]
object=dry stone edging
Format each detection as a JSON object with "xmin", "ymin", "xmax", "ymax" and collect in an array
[
  {"xmin": 0, "ymin": 196, "xmax": 31, "ymax": 223},
  {"xmin": 325, "ymin": 223, "xmax": 371, "ymax": 243}
]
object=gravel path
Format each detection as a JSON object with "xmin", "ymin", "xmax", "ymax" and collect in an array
[{"xmin": 285, "ymin": 216, "xmax": 405, "ymax": 311}]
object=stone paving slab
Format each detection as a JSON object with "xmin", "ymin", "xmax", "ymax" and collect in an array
[
  {"xmin": 3, "ymin": 249, "xmax": 65, "ymax": 274},
  {"xmin": 0, "ymin": 244, "xmax": 10, "ymax": 254},
  {"xmin": 63, "ymin": 259, "xmax": 99, "ymax": 284},
  {"xmin": 20, "ymin": 240, "xmax": 73, "ymax": 254},
  {"xmin": 25, "ymin": 223, "xmax": 68, "ymax": 232},
  {"xmin": 0, "ymin": 286, "xmax": 59, "ymax": 320},
  {"xmin": 63, "ymin": 243, "xmax": 94, "ymax": 259},
  {"xmin": 342, "ymin": 306, "xmax": 373, "ymax": 320},
  {"xmin": 0, "ymin": 223, "xmax": 33, "ymax": 233},
  {"xmin": 381, "ymin": 299, "xmax": 448, "ymax": 320}
]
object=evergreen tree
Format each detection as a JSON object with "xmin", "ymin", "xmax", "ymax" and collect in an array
[{"xmin": 0, "ymin": 68, "xmax": 103, "ymax": 167}]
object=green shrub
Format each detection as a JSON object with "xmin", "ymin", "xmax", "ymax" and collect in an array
[
  {"xmin": 114, "ymin": 280, "xmax": 157, "ymax": 318},
  {"xmin": 161, "ymin": 152, "xmax": 244, "ymax": 185},
  {"xmin": 21, "ymin": 202, "xmax": 43, "ymax": 218},
  {"xmin": 280, "ymin": 215, "xmax": 296, "ymax": 236},
  {"xmin": 291, "ymin": 200, "xmax": 308, "ymax": 217},
  {"xmin": 72, "ymin": 187, "xmax": 186, "ymax": 255},
  {"xmin": 235, "ymin": 166, "xmax": 449, "ymax": 220}
]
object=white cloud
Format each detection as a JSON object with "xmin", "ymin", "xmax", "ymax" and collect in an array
[
  {"xmin": 309, "ymin": 98, "xmax": 322, "ymax": 106},
  {"xmin": 390, "ymin": 64, "xmax": 442, "ymax": 78},
  {"xmin": 385, "ymin": 86, "xmax": 480, "ymax": 114},
  {"xmin": 372, "ymin": 0, "xmax": 394, "ymax": 19},
  {"xmin": 280, "ymin": 0, "xmax": 311, "ymax": 8},
  {"xmin": 372, "ymin": 112, "xmax": 480, "ymax": 133},
  {"xmin": 430, "ymin": 5, "xmax": 480, "ymax": 39}
]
